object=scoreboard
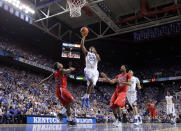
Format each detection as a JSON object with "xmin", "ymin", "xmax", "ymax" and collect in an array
[{"xmin": 61, "ymin": 43, "xmax": 81, "ymax": 59}]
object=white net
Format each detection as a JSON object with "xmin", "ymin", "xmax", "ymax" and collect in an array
[{"xmin": 67, "ymin": 0, "xmax": 86, "ymax": 17}]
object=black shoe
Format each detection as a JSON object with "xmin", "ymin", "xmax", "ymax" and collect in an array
[
  {"xmin": 67, "ymin": 120, "xmax": 77, "ymax": 126},
  {"xmin": 56, "ymin": 113, "xmax": 64, "ymax": 121}
]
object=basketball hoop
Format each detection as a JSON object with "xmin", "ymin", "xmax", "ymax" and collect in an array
[{"xmin": 67, "ymin": 0, "xmax": 86, "ymax": 17}]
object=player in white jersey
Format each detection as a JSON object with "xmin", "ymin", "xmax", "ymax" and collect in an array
[
  {"xmin": 81, "ymin": 36, "xmax": 100, "ymax": 108},
  {"xmin": 127, "ymin": 70, "xmax": 142, "ymax": 125},
  {"xmin": 165, "ymin": 91, "xmax": 176, "ymax": 125}
]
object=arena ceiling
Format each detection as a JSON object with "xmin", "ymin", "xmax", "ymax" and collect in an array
[{"xmin": 25, "ymin": 0, "xmax": 181, "ymax": 42}]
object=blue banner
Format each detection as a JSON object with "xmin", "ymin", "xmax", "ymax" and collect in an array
[
  {"xmin": 27, "ymin": 116, "xmax": 65, "ymax": 124},
  {"xmin": 15, "ymin": 57, "xmax": 54, "ymax": 72},
  {"xmin": 27, "ymin": 116, "xmax": 96, "ymax": 124},
  {"xmin": 25, "ymin": 124, "xmax": 96, "ymax": 131}
]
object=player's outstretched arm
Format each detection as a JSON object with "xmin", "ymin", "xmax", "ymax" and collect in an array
[
  {"xmin": 81, "ymin": 36, "xmax": 88, "ymax": 56},
  {"xmin": 32, "ymin": 73, "xmax": 54, "ymax": 87},
  {"xmin": 101, "ymin": 72, "xmax": 117, "ymax": 84},
  {"xmin": 62, "ymin": 67, "xmax": 75, "ymax": 75}
]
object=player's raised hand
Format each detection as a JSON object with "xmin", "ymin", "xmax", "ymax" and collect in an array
[{"xmin": 70, "ymin": 67, "xmax": 76, "ymax": 71}]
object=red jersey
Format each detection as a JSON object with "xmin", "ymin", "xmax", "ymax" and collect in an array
[
  {"xmin": 147, "ymin": 102, "xmax": 156, "ymax": 110},
  {"xmin": 54, "ymin": 69, "xmax": 67, "ymax": 88},
  {"xmin": 115, "ymin": 73, "xmax": 131, "ymax": 92}
]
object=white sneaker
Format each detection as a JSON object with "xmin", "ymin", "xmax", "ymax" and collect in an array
[
  {"xmin": 113, "ymin": 119, "xmax": 119, "ymax": 127},
  {"xmin": 113, "ymin": 120, "xmax": 122, "ymax": 127},
  {"xmin": 117, "ymin": 122, "xmax": 122, "ymax": 127},
  {"xmin": 139, "ymin": 120, "xmax": 142, "ymax": 125},
  {"xmin": 134, "ymin": 119, "xmax": 140, "ymax": 125}
]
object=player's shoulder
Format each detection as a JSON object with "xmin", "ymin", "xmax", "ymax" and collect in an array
[
  {"xmin": 132, "ymin": 76, "xmax": 136, "ymax": 79},
  {"xmin": 86, "ymin": 51, "xmax": 91, "ymax": 56},
  {"xmin": 132, "ymin": 76, "xmax": 139, "ymax": 80},
  {"xmin": 54, "ymin": 69, "xmax": 63, "ymax": 74},
  {"xmin": 116, "ymin": 74, "xmax": 121, "ymax": 78},
  {"xmin": 87, "ymin": 51, "xmax": 93, "ymax": 55}
]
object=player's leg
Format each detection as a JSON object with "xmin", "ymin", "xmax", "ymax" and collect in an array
[
  {"xmin": 56, "ymin": 88, "xmax": 76, "ymax": 125},
  {"xmin": 118, "ymin": 107, "xmax": 122, "ymax": 122},
  {"xmin": 83, "ymin": 79, "xmax": 93, "ymax": 108},
  {"xmin": 167, "ymin": 104, "xmax": 171, "ymax": 122},
  {"xmin": 152, "ymin": 110, "xmax": 157, "ymax": 122},
  {"xmin": 113, "ymin": 92, "xmax": 127, "ymax": 126},
  {"xmin": 166, "ymin": 104, "xmax": 171, "ymax": 122},
  {"xmin": 64, "ymin": 102, "xmax": 77, "ymax": 125},
  {"xmin": 127, "ymin": 93, "xmax": 138, "ymax": 124},
  {"xmin": 82, "ymin": 70, "xmax": 93, "ymax": 108},
  {"xmin": 110, "ymin": 91, "xmax": 120, "ymax": 126},
  {"xmin": 170, "ymin": 104, "xmax": 176, "ymax": 125},
  {"xmin": 84, "ymin": 71, "xmax": 99, "ymax": 108},
  {"xmin": 131, "ymin": 93, "xmax": 142, "ymax": 124}
]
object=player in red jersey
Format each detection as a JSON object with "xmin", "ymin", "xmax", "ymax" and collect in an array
[
  {"xmin": 147, "ymin": 100, "xmax": 157, "ymax": 122},
  {"xmin": 32, "ymin": 62, "xmax": 76, "ymax": 125},
  {"xmin": 101, "ymin": 65, "xmax": 131, "ymax": 127}
]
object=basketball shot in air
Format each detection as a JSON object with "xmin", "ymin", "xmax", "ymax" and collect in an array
[{"xmin": 80, "ymin": 27, "xmax": 101, "ymax": 108}]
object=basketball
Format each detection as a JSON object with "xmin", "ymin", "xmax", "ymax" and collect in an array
[{"xmin": 80, "ymin": 27, "xmax": 89, "ymax": 36}]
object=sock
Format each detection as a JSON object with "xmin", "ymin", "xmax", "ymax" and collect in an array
[
  {"xmin": 134, "ymin": 115, "xmax": 139, "ymax": 119},
  {"xmin": 84, "ymin": 94, "xmax": 87, "ymax": 98},
  {"xmin": 138, "ymin": 115, "xmax": 142, "ymax": 122},
  {"xmin": 87, "ymin": 94, "xmax": 90, "ymax": 98},
  {"xmin": 67, "ymin": 116, "xmax": 72, "ymax": 121},
  {"xmin": 118, "ymin": 116, "xmax": 121, "ymax": 122},
  {"xmin": 61, "ymin": 107, "xmax": 67, "ymax": 114},
  {"xmin": 113, "ymin": 112, "xmax": 118, "ymax": 120}
]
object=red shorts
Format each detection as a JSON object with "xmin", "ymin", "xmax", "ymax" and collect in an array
[
  {"xmin": 110, "ymin": 91, "xmax": 127, "ymax": 109},
  {"xmin": 56, "ymin": 87, "xmax": 74, "ymax": 106},
  {"xmin": 150, "ymin": 109, "xmax": 157, "ymax": 117}
]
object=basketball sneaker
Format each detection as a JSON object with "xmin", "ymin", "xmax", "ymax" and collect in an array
[
  {"xmin": 67, "ymin": 120, "xmax": 77, "ymax": 126},
  {"xmin": 56, "ymin": 113, "xmax": 64, "ymax": 121},
  {"xmin": 113, "ymin": 119, "xmax": 122, "ymax": 127},
  {"xmin": 170, "ymin": 118, "xmax": 176, "ymax": 125},
  {"xmin": 133, "ymin": 118, "xmax": 139, "ymax": 125}
]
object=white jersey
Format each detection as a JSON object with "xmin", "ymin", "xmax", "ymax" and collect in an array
[
  {"xmin": 85, "ymin": 52, "xmax": 98, "ymax": 71},
  {"xmin": 127, "ymin": 76, "xmax": 140, "ymax": 92},
  {"xmin": 165, "ymin": 96, "xmax": 173, "ymax": 105}
]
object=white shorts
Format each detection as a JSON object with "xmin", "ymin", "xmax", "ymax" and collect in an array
[
  {"xmin": 84, "ymin": 68, "xmax": 99, "ymax": 86},
  {"xmin": 127, "ymin": 91, "xmax": 137, "ymax": 107},
  {"xmin": 167, "ymin": 104, "xmax": 176, "ymax": 116}
]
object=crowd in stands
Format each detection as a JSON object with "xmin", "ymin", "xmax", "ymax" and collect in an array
[{"xmin": 0, "ymin": 38, "xmax": 54, "ymax": 67}]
